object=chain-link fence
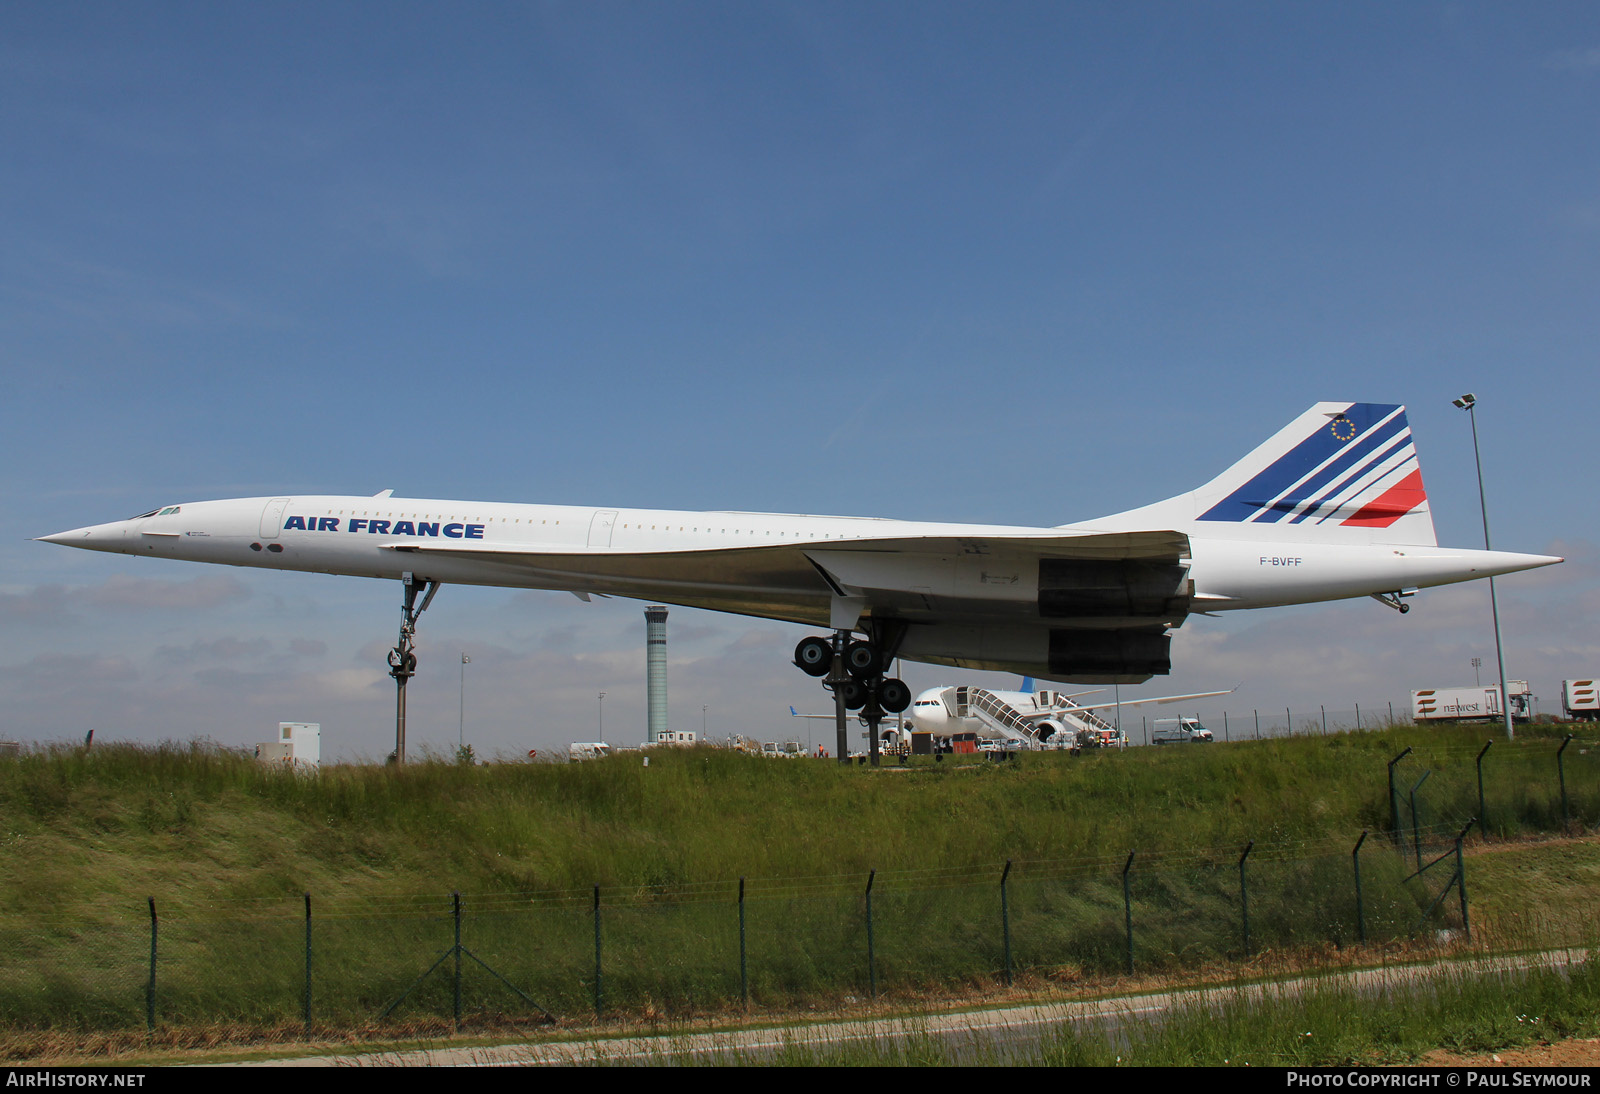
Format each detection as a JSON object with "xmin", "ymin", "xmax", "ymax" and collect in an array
[{"xmin": 0, "ymin": 831, "xmax": 1493, "ymax": 1038}]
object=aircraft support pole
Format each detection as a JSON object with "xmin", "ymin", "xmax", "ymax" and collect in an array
[
  {"xmin": 864, "ymin": 694, "xmax": 882, "ymax": 768},
  {"xmin": 388, "ymin": 574, "xmax": 440, "ymax": 767},
  {"xmin": 395, "ymin": 668, "xmax": 408, "ymax": 766},
  {"xmin": 829, "ymin": 630, "xmax": 849, "ymax": 763}
]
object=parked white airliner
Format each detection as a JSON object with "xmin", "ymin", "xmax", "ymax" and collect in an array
[{"xmin": 39, "ymin": 403, "xmax": 1558, "ymax": 687}]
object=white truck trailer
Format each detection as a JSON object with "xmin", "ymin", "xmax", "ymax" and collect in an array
[
  {"xmin": 1412, "ymin": 682, "xmax": 1533, "ymax": 723},
  {"xmin": 256, "ymin": 722, "xmax": 321, "ymax": 769},
  {"xmin": 1563, "ymin": 679, "xmax": 1599, "ymax": 721}
]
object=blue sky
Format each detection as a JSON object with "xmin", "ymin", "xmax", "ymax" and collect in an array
[{"xmin": 3, "ymin": 3, "xmax": 1597, "ymax": 758}]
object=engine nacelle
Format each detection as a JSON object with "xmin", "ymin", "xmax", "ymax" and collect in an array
[{"xmin": 1034, "ymin": 719, "xmax": 1066, "ymax": 742}]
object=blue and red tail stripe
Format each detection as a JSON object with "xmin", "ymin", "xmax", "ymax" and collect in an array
[{"xmin": 1198, "ymin": 403, "xmax": 1426, "ymax": 529}]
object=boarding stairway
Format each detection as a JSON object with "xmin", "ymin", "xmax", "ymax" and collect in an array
[{"xmin": 955, "ymin": 686, "xmax": 1123, "ymax": 749}]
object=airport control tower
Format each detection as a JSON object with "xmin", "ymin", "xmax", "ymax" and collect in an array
[{"xmin": 645, "ymin": 606, "xmax": 668, "ymax": 743}]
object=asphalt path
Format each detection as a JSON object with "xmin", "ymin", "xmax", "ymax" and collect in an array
[{"xmin": 245, "ymin": 949, "xmax": 1591, "ymax": 1066}]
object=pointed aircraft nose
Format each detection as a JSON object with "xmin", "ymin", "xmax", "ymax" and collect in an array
[{"xmin": 35, "ymin": 521, "xmax": 131, "ymax": 551}]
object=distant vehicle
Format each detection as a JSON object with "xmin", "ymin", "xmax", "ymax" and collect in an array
[
  {"xmin": 568, "ymin": 742, "xmax": 614, "ymax": 762},
  {"xmin": 1151, "ymin": 717, "xmax": 1212, "ymax": 745},
  {"xmin": 1563, "ymin": 679, "xmax": 1599, "ymax": 721},
  {"xmin": 1076, "ymin": 726, "xmax": 1125, "ymax": 750},
  {"xmin": 1412, "ymin": 683, "xmax": 1532, "ymax": 723}
]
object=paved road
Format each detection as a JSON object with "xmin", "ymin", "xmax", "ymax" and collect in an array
[{"xmin": 250, "ymin": 949, "xmax": 1591, "ymax": 1066}]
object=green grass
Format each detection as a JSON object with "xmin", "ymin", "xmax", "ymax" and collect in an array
[
  {"xmin": 0, "ymin": 723, "xmax": 1593, "ymax": 1046},
  {"xmin": 665, "ymin": 956, "xmax": 1600, "ymax": 1066}
]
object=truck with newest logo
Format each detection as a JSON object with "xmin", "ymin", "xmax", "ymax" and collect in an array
[
  {"xmin": 1412, "ymin": 682, "xmax": 1533, "ymax": 723},
  {"xmin": 1563, "ymin": 679, "xmax": 1599, "ymax": 721}
]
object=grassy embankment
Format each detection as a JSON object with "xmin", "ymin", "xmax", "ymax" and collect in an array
[{"xmin": 0, "ymin": 723, "xmax": 1593, "ymax": 1046}]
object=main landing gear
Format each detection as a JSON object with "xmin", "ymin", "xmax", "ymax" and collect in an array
[
  {"xmin": 389, "ymin": 572, "xmax": 441, "ymax": 765},
  {"xmin": 794, "ymin": 623, "xmax": 910, "ymax": 768}
]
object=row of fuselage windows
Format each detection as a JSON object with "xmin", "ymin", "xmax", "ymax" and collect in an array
[{"xmin": 312, "ymin": 512, "xmax": 852, "ymax": 538}]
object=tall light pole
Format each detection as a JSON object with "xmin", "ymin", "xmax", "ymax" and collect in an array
[
  {"xmin": 1453, "ymin": 393, "xmax": 1514, "ymax": 740},
  {"xmin": 459, "ymin": 653, "xmax": 470, "ymax": 751},
  {"xmin": 598, "ymin": 691, "xmax": 606, "ymax": 741}
]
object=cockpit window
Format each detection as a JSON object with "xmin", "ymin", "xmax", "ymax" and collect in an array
[
  {"xmin": 127, "ymin": 506, "xmax": 181, "ymax": 520},
  {"xmin": 129, "ymin": 509, "xmax": 162, "ymax": 520}
]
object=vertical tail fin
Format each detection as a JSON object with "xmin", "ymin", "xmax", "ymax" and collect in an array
[{"xmin": 1079, "ymin": 402, "xmax": 1438, "ymax": 546}]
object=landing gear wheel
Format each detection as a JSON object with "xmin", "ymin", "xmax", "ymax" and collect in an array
[
  {"xmin": 794, "ymin": 636, "xmax": 833, "ymax": 677},
  {"xmin": 878, "ymin": 678, "xmax": 911, "ymax": 714},
  {"xmin": 841, "ymin": 680, "xmax": 868, "ymax": 711},
  {"xmin": 845, "ymin": 641, "xmax": 881, "ymax": 678}
]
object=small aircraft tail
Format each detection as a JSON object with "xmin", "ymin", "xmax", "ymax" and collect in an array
[{"xmin": 1079, "ymin": 402, "xmax": 1438, "ymax": 546}]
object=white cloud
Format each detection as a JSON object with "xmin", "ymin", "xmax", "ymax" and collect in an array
[
  {"xmin": 0, "ymin": 652, "xmax": 139, "ymax": 689},
  {"xmin": 84, "ymin": 574, "xmax": 252, "ymax": 611},
  {"xmin": 0, "ymin": 574, "xmax": 252, "ymax": 622}
]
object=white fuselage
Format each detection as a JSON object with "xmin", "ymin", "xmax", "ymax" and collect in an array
[
  {"xmin": 40, "ymin": 401, "xmax": 1564, "ymax": 683},
  {"xmin": 45, "ymin": 493, "xmax": 1552, "ymax": 616}
]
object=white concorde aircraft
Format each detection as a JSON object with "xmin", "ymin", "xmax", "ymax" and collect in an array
[{"xmin": 39, "ymin": 402, "xmax": 1559, "ymax": 700}]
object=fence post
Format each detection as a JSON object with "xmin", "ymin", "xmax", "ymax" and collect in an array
[
  {"xmin": 1352, "ymin": 831, "xmax": 1368, "ymax": 945},
  {"xmin": 1387, "ymin": 746, "xmax": 1413, "ymax": 845},
  {"xmin": 1000, "ymin": 860, "xmax": 1013, "ymax": 987},
  {"xmin": 1254, "ymin": 709, "xmax": 1260, "ymax": 740},
  {"xmin": 1287, "ymin": 707, "xmax": 1292, "ymax": 736},
  {"xmin": 592, "ymin": 884, "xmax": 603, "ymax": 1018},
  {"xmin": 1223, "ymin": 711, "xmax": 1229, "ymax": 742},
  {"xmin": 303, "ymin": 892, "xmax": 312, "ymax": 1033},
  {"xmin": 738, "ymin": 877, "xmax": 749, "ymax": 1012},
  {"xmin": 1558, "ymin": 735, "xmax": 1574, "ymax": 833},
  {"xmin": 145, "ymin": 896, "xmax": 157, "ymax": 1038},
  {"xmin": 1410, "ymin": 770, "xmax": 1432, "ymax": 871},
  {"xmin": 1321, "ymin": 705, "xmax": 1327, "ymax": 735},
  {"xmin": 1238, "ymin": 840, "xmax": 1254, "ymax": 959},
  {"xmin": 865, "ymin": 869, "xmax": 877, "ymax": 999},
  {"xmin": 1356, "ymin": 703, "xmax": 1361, "ymax": 730},
  {"xmin": 1476, "ymin": 741, "xmax": 1493, "ymax": 837},
  {"xmin": 1122, "ymin": 851, "xmax": 1136, "ymax": 976},
  {"xmin": 452, "ymin": 891, "xmax": 462, "ymax": 1030},
  {"xmin": 1456, "ymin": 820, "xmax": 1475, "ymax": 940}
]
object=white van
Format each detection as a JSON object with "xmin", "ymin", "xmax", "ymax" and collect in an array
[{"xmin": 1151, "ymin": 717, "xmax": 1213, "ymax": 745}]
